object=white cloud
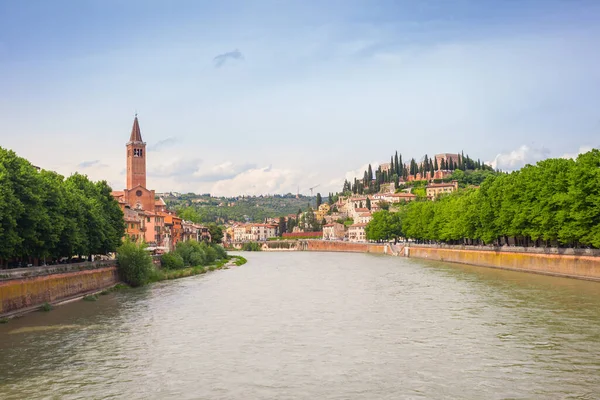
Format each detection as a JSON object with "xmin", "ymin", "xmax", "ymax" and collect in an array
[
  {"xmin": 344, "ymin": 162, "xmax": 380, "ymax": 182},
  {"xmin": 207, "ymin": 165, "xmax": 328, "ymax": 197},
  {"xmin": 148, "ymin": 157, "xmax": 202, "ymax": 178},
  {"xmin": 487, "ymin": 145, "xmax": 551, "ymax": 171},
  {"xmin": 561, "ymin": 145, "xmax": 594, "ymax": 160},
  {"xmin": 192, "ymin": 161, "xmax": 257, "ymax": 182}
]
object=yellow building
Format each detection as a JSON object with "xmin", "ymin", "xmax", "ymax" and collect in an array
[{"xmin": 426, "ymin": 180, "xmax": 459, "ymax": 199}]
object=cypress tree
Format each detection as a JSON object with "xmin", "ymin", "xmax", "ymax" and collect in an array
[
  {"xmin": 398, "ymin": 154, "xmax": 403, "ymax": 176},
  {"xmin": 394, "ymin": 151, "xmax": 400, "ymax": 175},
  {"xmin": 434, "ymin": 157, "xmax": 439, "ymax": 171}
]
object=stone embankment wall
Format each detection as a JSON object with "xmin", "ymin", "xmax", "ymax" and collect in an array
[
  {"xmin": 305, "ymin": 240, "xmax": 386, "ymax": 254},
  {"xmin": 0, "ymin": 264, "xmax": 119, "ymax": 316},
  {"xmin": 406, "ymin": 246, "xmax": 600, "ymax": 281}
]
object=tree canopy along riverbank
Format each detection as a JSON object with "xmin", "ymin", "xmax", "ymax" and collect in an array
[
  {"xmin": 394, "ymin": 150, "xmax": 600, "ymax": 248},
  {"xmin": 0, "ymin": 147, "xmax": 125, "ymax": 267}
]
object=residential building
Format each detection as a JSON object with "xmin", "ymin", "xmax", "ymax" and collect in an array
[
  {"xmin": 348, "ymin": 223, "xmax": 368, "ymax": 242},
  {"xmin": 357, "ymin": 212, "xmax": 372, "ymax": 224},
  {"xmin": 323, "ymin": 223, "xmax": 345, "ymax": 240},
  {"xmin": 232, "ymin": 223, "xmax": 277, "ymax": 241},
  {"xmin": 426, "ymin": 180, "xmax": 459, "ymax": 198},
  {"xmin": 315, "ymin": 203, "xmax": 331, "ymax": 221}
]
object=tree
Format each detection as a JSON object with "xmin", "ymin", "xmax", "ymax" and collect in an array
[
  {"xmin": 278, "ymin": 216, "xmax": 287, "ymax": 236},
  {"xmin": 117, "ymin": 239, "xmax": 154, "ymax": 287},
  {"xmin": 207, "ymin": 223, "xmax": 224, "ymax": 244},
  {"xmin": 177, "ymin": 207, "xmax": 202, "ymax": 223},
  {"xmin": 316, "ymin": 193, "xmax": 322, "ymax": 208},
  {"xmin": 366, "ymin": 197, "xmax": 371, "ymax": 210},
  {"xmin": 365, "ymin": 211, "xmax": 402, "ymax": 242}
]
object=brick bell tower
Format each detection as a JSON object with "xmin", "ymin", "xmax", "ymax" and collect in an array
[{"xmin": 126, "ymin": 114, "xmax": 147, "ymax": 190}]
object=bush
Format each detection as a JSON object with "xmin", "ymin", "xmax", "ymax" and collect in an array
[
  {"xmin": 212, "ymin": 244, "xmax": 227, "ymax": 259},
  {"xmin": 188, "ymin": 251, "xmax": 206, "ymax": 267},
  {"xmin": 201, "ymin": 242, "xmax": 217, "ymax": 263},
  {"xmin": 40, "ymin": 302, "xmax": 53, "ymax": 312},
  {"xmin": 242, "ymin": 242, "xmax": 262, "ymax": 251},
  {"xmin": 117, "ymin": 240, "xmax": 154, "ymax": 287},
  {"xmin": 161, "ymin": 252, "xmax": 185, "ymax": 270}
]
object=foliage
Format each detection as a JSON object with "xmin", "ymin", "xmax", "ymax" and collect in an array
[
  {"xmin": 365, "ymin": 211, "xmax": 403, "ymax": 241},
  {"xmin": 161, "ymin": 251, "xmax": 185, "ymax": 270},
  {"xmin": 398, "ymin": 151, "xmax": 600, "ymax": 248},
  {"xmin": 116, "ymin": 239, "xmax": 154, "ymax": 287},
  {"xmin": 83, "ymin": 294, "xmax": 99, "ymax": 301},
  {"xmin": 40, "ymin": 302, "xmax": 53, "ymax": 312},
  {"xmin": 168, "ymin": 240, "xmax": 228, "ymax": 268},
  {"xmin": 166, "ymin": 193, "xmax": 318, "ymax": 223},
  {"xmin": 241, "ymin": 242, "xmax": 262, "ymax": 251},
  {"xmin": 231, "ymin": 255, "xmax": 248, "ymax": 266},
  {"xmin": 0, "ymin": 147, "xmax": 125, "ymax": 265},
  {"xmin": 342, "ymin": 149, "xmax": 495, "ymax": 195},
  {"xmin": 207, "ymin": 223, "xmax": 224, "ymax": 244},
  {"xmin": 176, "ymin": 207, "xmax": 201, "ymax": 223}
]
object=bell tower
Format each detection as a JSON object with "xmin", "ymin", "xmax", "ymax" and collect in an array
[{"xmin": 126, "ymin": 114, "xmax": 146, "ymax": 189}]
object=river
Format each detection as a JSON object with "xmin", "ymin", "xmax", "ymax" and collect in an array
[{"xmin": 1, "ymin": 252, "xmax": 599, "ymax": 399}]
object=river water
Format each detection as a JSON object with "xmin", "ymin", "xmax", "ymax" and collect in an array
[{"xmin": 1, "ymin": 252, "xmax": 599, "ymax": 399}]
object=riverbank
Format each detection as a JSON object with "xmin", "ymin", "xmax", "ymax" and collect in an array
[
  {"xmin": 0, "ymin": 256, "xmax": 247, "ymax": 320},
  {"xmin": 148, "ymin": 255, "xmax": 247, "ymax": 283},
  {"xmin": 231, "ymin": 240, "xmax": 600, "ymax": 282}
]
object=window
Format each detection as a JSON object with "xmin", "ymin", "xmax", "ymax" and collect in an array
[{"xmin": 133, "ymin": 148, "xmax": 143, "ymax": 157}]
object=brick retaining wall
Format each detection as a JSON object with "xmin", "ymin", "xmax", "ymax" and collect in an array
[
  {"xmin": 407, "ymin": 246, "xmax": 600, "ymax": 281},
  {"xmin": 0, "ymin": 267, "xmax": 119, "ymax": 316}
]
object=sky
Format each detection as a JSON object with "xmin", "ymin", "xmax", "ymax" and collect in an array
[{"xmin": 1, "ymin": 0, "xmax": 599, "ymax": 196}]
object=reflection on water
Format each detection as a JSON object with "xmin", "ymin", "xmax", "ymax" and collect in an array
[{"xmin": 1, "ymin": 252, "xmax": 599, "ymax": 399}]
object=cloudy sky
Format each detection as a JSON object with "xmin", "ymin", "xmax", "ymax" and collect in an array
[{"xmin": 1, "ymin": 0, "xmax": 599, "ymax": 196}]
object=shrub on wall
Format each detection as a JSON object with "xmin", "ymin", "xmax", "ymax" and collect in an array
[{"xmin": 116, "ymin": 240, "xmax": 154, "ymax": 287}]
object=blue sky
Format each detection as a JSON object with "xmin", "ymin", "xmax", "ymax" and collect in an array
[{"xmin": 1, "ymin": 0, "xmax": 599, "ymax": 196}]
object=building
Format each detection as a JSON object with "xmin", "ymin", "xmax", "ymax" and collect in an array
[
  {"xmin": 111, "ymin": 116, "xmax": 168, "ymax": 250},
  {"xmin": 323, "ymin": 223, "xmax": 345, "ymax": 240},
  {"xmin": 351, "ymin": 207, "xmax": 370, "ymax": 219},
  {"xmin": 426, "ymin": 180, "xmax": 459, "ymax": 198},
  {"xmin": 435, "ymin": 153, "xmax": 460, "ymax": 170},
  {"xmin": 232, "ymin": 223, "xmax": 277, "ymax": 241},
  {"xmin": 348, "ymin": 223, "xmax": 367, "ymax": 242},
  {"xmin": 356, "ymin": 212, "xmax": 372, "ymax": 224},
  {"xmin": 315, "ymin": 203, "xmax": 331, "ymax": 221}
]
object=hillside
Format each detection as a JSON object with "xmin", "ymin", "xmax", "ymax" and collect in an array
[{"xmin": 162, "ymin": 193, "xmax": 318, "ymax": 223}]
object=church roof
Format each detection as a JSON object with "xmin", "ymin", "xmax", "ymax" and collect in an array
[{"xmin": 129, "ymin": 116, "xmax": 143, "ymax": 143}]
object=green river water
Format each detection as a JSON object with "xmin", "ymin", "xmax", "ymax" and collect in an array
[{"xmin": 1, "ymin": 252, "xmax": 599, "ymax": 399}]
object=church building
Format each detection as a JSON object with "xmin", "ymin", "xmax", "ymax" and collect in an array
[
  {"xmin": 112, "ymin": 116, "xmax": 206, "ymax": 250},
  {"xmin": 112, "ymin": 116, "xmax": 168, "ymax": 247},
  {"xmin": 112, "ymin": 116, "xmax": 166, "ymax": 213}
]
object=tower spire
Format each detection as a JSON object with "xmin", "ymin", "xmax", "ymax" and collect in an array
[{"xmin": 129, "ymin": 114, "xmax": 143, "ymax": 143}]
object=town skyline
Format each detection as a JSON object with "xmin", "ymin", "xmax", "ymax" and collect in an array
[{"xmin": 1, "ymin": 1, "xmax": 599, "ymax": 196}]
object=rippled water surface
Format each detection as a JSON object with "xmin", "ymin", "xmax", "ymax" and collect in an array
[{"xmin": 1, "ymin": 252, "xmax": 600, "ymax": 399}]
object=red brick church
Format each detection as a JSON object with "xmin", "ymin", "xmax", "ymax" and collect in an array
[
  {"xmin": 112, "ymin": 115, "xmax": 166, "ymax": 213},
  {"xmin": 111, "ymin": 116, "xmax": 207, "ymax": 250}
]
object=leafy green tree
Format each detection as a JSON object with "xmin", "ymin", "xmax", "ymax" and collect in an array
[
  {"xmin": 177, "ymin": 207, "xmax": 202, "ymax": 223},
  {"xmin": 207, "ymin": 223, "xmax": 224, "ymax": 244},
  {"xmin": 117, "ymin": 239, "xmax": 154, "ymax": 287}
]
